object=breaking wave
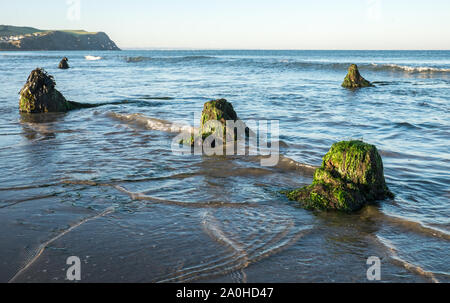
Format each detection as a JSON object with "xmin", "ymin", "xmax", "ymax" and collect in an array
[
  {"xmin": 369, "ymin": 63, "xmax": 450, "ymax": 73},
  {"xmin": 85, "ymin": 55, "xmax": 102, "ymax": 61},
  {"xmin": 124, "ymin": 55, "xmax": 450, "ymax": 75},
  {"xmin": 270, "ymin": 61, "xmax": 450, "ymax": 74},
  {"xmin": 125, "ymin": 55, "xmax": 216, "ymax": 63}
]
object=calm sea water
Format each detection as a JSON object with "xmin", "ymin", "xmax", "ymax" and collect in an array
[{"xmin": 0, "ymin": 50, "xmax": 449, "ymax": 282}]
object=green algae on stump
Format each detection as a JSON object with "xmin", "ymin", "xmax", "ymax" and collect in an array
[
  {"xmin": 285, "ymin": 141, "xmax": 393, "ymax": 212},
  {"xmin": 181, "ymin": 98, "xmax": 244, "ymax": 146},
  {"xmin": 342, "ymin": 64, "xmax": 373, "ymax": 88},
  {"xmin": 19, "ymin": 68, "xmax": 96, "ymax": 113},
  {"xmin": 201, "ymin": 98, "xmax": 238, "ymax": 141}
]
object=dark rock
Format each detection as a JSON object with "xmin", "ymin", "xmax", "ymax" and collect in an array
[
  {"xmin": 284, "ymin": 140, "xmax": 393, "ymax": 212},
  {"xmin": 58, "ymin": 57, "xmax": 69, "ymax": 69},
  {"xmin": 342, "ymin": 64, "xmax": 373, "ymax": 88}
]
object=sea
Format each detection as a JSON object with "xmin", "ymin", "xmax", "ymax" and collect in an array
[{"xmin": 0, "ymin": 50, "xmax": 449, "ymax": 282}]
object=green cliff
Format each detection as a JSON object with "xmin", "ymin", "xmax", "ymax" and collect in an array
[{"xmin": 0, "ymin": 25, "xmax": 120, "ymax": 51}]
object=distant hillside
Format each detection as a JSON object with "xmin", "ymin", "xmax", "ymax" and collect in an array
[{"xmin": 0, "ymin": 25, "xmax": 120, "ymax": 51}]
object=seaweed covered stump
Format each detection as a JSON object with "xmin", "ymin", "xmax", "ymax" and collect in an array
[
  {"xmin": 19, "ymin": 68, "xmax": 96, "ymax": 113},
  {"xmin": 182, "ymin": 98, "xmax": 247, "ymax": 146},
  {"xmin": 342, "ymin": 64, "xmax": 373, "ymax": 88},
  {"xmin": 200, "ymin": 98, "xmax": 238, "ymax": 141},
  {"xmin": 285, "ymin": 141, "xmax": 393, "ymax": 212}
]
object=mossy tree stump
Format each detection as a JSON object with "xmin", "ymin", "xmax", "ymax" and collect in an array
[
  {"xmin": 182, "ymin": 98, "xmax": 246, "ymax": 146},
  {"xmin": 342, "ymin": 64, "xmax": 373, "ymax": 88},
  {"xmin": 285, "ymin": 141, "xmax": 393, "ymax": 212},
  {"xmin": 19, "ymin": 68, "xmax": 95, "ymax": 113},
  {"xmin": 200, "ymin": 98, "xmax": 239, "ymax": 143}
]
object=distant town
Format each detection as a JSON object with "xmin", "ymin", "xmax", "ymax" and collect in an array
[{"xmin": 0, "ymin": 32, "xmax": 46, "ymax": 42}]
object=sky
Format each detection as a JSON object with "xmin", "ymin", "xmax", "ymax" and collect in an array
[{"xmin": 1, "ymin": 0, "xmax": 450, "ymax": 50}]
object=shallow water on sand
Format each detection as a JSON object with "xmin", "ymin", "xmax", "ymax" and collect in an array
[{"xmin": 0, "ymin": 50, "xmax": 449, "ymax": 282}]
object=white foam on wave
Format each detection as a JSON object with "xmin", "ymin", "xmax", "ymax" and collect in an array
[
  {"xmin": 107, "ymin": 112, "xmax": 196, "ymax": 134},
  {"xmin": 85, "ymin": 55, "xmax": 102, "ymax": 61},
  {"xmin": 371, "ymin": 63, "xmax": 450, "ymax": 73}
]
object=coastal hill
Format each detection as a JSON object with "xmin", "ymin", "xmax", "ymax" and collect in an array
[{"xmin": 0, "ymin": 25, "xmax": 120, "ymax": 51}]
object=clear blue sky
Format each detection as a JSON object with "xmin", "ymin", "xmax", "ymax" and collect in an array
[{"xmin": 2, "ymin": 0, "xmax": 450, "ymax": 49}]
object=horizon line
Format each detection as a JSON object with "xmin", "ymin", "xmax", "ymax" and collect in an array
[{"xmin": 120, "ymin": 47, "xmax": 450, "ymax": 51}]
